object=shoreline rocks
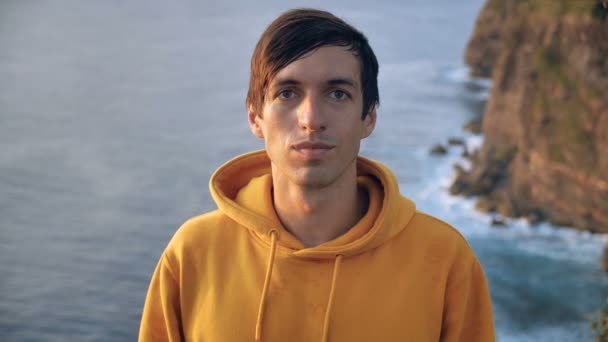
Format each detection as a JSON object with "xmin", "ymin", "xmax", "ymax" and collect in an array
[{"xmin": 463, "ymin": 118, "xmax": 482, "ymax": 134}]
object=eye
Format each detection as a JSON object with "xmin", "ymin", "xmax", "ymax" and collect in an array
[
  {"xmin": 329, "ymin": 90, "xmax": 348, "ymax": 100},
  {"xmin": 278, "ymin": 89, "xmax": 295, "ymax": 100}
]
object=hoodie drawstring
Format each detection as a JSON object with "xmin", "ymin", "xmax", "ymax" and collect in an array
[
  {"xmin": 255, "ymin": 233, "xmax": 343, "ymax": 342},
  {"xmin": 321, "ymin": 254, "xmax": 343, "ymax": 342},
  {"xmin": 256, "ymin": 229, "xmax": 278, "ymax": 341}
]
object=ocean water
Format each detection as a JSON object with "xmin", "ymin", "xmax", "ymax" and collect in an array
[{"xmin": 1, "ymin": 0, "xmax": 606, "ymax": 341}]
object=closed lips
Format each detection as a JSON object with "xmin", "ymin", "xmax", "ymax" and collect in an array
[{"xmin": 292, "ymin": 142, "xmax": 335, "ymax": 150}]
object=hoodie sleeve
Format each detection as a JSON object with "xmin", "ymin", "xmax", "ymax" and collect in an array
[
  {"xmin": 139, "ymin": 252, "xmax": 184, "ymax": 342},
  {"xmin": 440, "ymin": 258, "xmax": 495, "ymax": 342}
]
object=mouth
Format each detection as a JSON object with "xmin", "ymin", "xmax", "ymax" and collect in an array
[
  {"xmin": 292, "ymin": 141, "xmax": 335, "ymax": 158},
  {"xmin": 293, "ymin": 141, "xmax": 334, "ymax": 150}
]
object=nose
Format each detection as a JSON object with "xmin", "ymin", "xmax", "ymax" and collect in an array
[{"xmin": 297, "ymin": 94, "xmax": 326, "ymax": 132}]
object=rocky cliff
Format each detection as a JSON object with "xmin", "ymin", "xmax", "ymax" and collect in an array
[{"xmin": 451, "ymin": 0, "xmax": 608, "ymax": 233}]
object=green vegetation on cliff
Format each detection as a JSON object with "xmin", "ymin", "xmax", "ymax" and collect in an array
[
  {"xmin": 490, "ymin": 0, "xmax": 600, "ymax": 19},
  {"xmin": 590, "ymin": 303, "xmax": 608, "ymax": 341},
  {"xmin": 534, "ymin": 44, "xmax": 599, "ymax": 175}
]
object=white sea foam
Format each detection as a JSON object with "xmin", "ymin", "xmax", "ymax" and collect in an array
[
  {"xmin": 443, "ymin": 65, "xmax": 492, "ymax": 99},
  {"xmin": 496, "ymin": 321, "xmax": 595, "ymax": 342},
  {"xmin": 415, "ymin": 124, "xmax": 608, "ymax": 267},
  {"xmin": 444, "ymin": 65, "xmax": 493, "ymax": 88}
]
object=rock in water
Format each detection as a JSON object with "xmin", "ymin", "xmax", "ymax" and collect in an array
[{"xmin": 430, "ymin": 144, "xmax": 447, "ymax": 155}]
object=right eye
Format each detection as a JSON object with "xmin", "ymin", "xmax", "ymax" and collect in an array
[{"xmin": 278, "ymin": 89, "xmax": 295, "ymax": 100}]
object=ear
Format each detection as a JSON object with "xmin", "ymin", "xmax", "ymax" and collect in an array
[
  {"xmin": 361, "ymin": 107, "xmax": 377, "ymax": 139},
  {"xmin": 248, "ymin": 104, "xmax": 265, "ymax": 139}
]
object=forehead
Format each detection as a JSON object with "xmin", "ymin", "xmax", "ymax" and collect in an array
[{"xmin": 269, "ymin": 45, "xmax": 361, "ymax": 88}]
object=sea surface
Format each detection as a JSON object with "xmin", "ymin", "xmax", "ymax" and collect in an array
[{"xmin": 1, "ymin": 0, "xmax": 607, "ymax": 341}]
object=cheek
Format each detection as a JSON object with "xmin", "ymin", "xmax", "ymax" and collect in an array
[
  {"xmin": 267, "ymin": 113, "xmax": 294, "ymax": 136},
  {"xmin": 262, "ymin": 118, "xmax": 291, "ymax": 148},
  {"xmin": 344, "ymin": 120, "xmax": 366, "ymax": 139}
]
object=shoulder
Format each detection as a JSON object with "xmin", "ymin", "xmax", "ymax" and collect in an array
[
  {"xmin": 409, "ymin": 211, "xmax": 468, "ymax": 241},
  {"xmin": 402, "ymin": 210, "xmax": 479, "ymax": 262},
  {"xmin": 163, "ymin": 210, "xmax": 236, "ymax": 264}
]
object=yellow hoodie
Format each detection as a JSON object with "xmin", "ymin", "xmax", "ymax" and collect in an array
[{"xmin": 139, "ymin": 150, "xmax": 495, "ymax": 342}]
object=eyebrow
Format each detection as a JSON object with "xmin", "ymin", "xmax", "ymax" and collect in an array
[
  {"xmin": 272, "ymin": 79, "xmax": 300, "ymax": 87},
  {"xmin": 327, "ymin": 78, "xmax": 357, "ymax": 88},
  {"xmin": 270, "ymin": 77, "xmax": 358, "ymax": 89}
]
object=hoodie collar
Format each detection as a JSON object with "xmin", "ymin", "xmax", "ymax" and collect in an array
[{"xmin": 209, "ymin": 150, "xmax": 416, "ymax": 259}]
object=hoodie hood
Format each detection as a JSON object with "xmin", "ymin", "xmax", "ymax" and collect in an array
[{"xmin": 209, "ymin": 150, "xmax": 416, "ymax": 259}]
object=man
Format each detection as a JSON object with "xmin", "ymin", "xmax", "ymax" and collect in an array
[{"xmin": 139, "ymin": 8, "xmax": 495, "ymax": 342}]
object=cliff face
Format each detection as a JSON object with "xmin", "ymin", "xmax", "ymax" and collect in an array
[{"xmin": 452, "ymin": 0, "xmax": 608, "ymax": 233}]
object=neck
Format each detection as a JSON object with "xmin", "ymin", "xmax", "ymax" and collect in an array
[{"xmin": 271, "ymin": 164, "xmax": 369, "ymax": 247}]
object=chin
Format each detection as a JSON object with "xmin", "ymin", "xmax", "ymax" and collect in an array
[{"xmin": 292, "ymin": 170, "xmax": 336, "ymax": 189}]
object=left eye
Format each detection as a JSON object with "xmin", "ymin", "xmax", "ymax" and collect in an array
[{"xmin": 330, "ymin": 90, "xmax": 347, "ymax": 100}]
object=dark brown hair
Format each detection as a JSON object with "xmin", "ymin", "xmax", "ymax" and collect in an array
[{"xmin": 246, "ymin": 8, "xmax": 379, "ymax": 119}]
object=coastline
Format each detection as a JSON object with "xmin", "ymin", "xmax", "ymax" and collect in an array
[{"xmin": 447, "ymin": 0, "xmax": 608, "ymax": 256}]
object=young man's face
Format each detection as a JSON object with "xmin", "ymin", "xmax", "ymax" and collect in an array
[{"xmin": 249, "ymin": 45, "xmax": 376, "ymax": 188}]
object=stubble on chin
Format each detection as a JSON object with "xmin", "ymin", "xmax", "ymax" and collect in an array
[
  {"xmin": 291, "ymin": 155, "xmax": 358, "ymax": 189},
  {"xmin": 290, "ymin": 165, "xmax": 333, "ymax": 189}
]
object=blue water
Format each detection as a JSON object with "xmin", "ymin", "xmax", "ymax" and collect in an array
[{"xmin": 1, "ymin": 0, "xmax": 606, "ymax": 341}]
